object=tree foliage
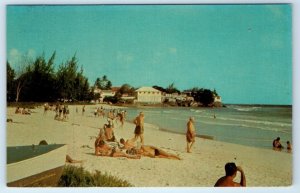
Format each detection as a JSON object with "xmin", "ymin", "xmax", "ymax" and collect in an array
[
  {"xmin": 7, "ymin": 52, "xmax": 90, "ymax": 102},
  {"xmin": 7, "ymin": 62, "xmax": 15, "ymax": 101},
  {"xmin": 189, "ymin": 87, "xmax": 215, "ymax": 107},
  {"xmin": 114, "ymin": 84, "xmax": 135, "ymax": 100},
  {"xmin": 94, "ymin": 75, "xmax": 112, "ymax": 90},
  {"xmin": 165, "ymin": 83, "xmax": 180, "ymax": 94}
]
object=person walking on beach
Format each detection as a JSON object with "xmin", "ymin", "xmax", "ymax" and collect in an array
[
  {"xmin": 133, "ymin": 112, "xmax": 145, "ymax": 145},
  {"xmin": 186, "ymin": 117, "xmax": 196, "ymax": 153},
  {"xmin": 214, "ymin": 162, "xmax": 246, "ymax": 187}
]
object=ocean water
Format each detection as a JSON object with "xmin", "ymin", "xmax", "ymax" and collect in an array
[{"xmin": 124, "ymin": 105, "xmax": 292, "ymax": 149}]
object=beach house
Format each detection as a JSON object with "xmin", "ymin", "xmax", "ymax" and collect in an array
[{"xmin": 135, "ymin": 87, "xmax": 162, "ymax": 104}]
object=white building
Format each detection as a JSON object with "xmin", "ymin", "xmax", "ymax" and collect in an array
[{"xmin": 135, "ymin": 87, "xmax": 162, "ymax": 104}]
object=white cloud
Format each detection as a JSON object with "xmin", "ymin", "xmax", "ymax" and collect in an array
[
  {"xmin": 8, "ymin": 48, "xmax": 36, "ymax": 70},
  {"xmin": 8, "ymin": 48, "xmax": 22, "ymax": 67}
]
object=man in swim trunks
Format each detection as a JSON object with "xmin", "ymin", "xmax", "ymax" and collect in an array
[
  {"xmin": 133, "ymin": 112, "xmax": 145, "ymax": 145},
  {"xmin": 186, "ymin": 117, "xmax": 196, "ymax": 153}
]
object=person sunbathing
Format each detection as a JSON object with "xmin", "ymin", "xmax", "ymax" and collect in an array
[
  {"xmin": 139, "ymin": 145, "xmax": 181, "ymax": 160},
  {"xmin": 94, "ymin": 138, "xmax": 140, "ymax": 159},
  {"xmin": 119, "ymin": 138, "xmax": 136, "ymax": 149}
]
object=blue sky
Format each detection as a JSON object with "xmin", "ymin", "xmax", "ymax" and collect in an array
[{"xmin": 6, "ymin": 4, "xmax": 292, "ymax": 105}]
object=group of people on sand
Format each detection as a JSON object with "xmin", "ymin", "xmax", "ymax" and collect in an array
[
  {"xmin": 94, "ymin": 111, "xmax": 181, "ymax": 160},
  {"xmin": 272, "ymin": 137, "xmax": 292, "ymax": 152},
  {"xmin": 15, "ymin": 107, "xmax": 31, "ymax": 115}
]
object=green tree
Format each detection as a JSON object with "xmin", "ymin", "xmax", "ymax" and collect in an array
[
  {"xmin": 94, "ymin": 75, "xmax": 112, "ymax": 90},
  {"xmin": 115, "ymin": 84, "xmax": 135, "ymax": 100},
  {"xmin": 56, "ymin": 55, "xmax": 79, "ymax": 100},
  {"xmin": 7, "ymin": 62, "xmax": 15, "ymax": 102},
  {"xmin": 190, "ymin": 88, "xmax": 215, "ymax": 107},
  {"xmin": 105, "ymin": 80, "xmax": 112, "ymax": 90},
  {"xmin": 22, "ymin": 52, "xmax": 57, "ymax": 101},
  {"xmin": 165, "ymin": 83, "xmax": 180, "ymax": 94}
]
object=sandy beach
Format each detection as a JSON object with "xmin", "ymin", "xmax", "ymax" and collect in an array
[{"xmin": 6, "ymin": 105, "xmax": 292, "ymax": 187}]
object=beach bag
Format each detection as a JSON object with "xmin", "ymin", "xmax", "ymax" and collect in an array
[{"xmin": 134, "ymin": 126, "xmax": 141, "ymax": 135}]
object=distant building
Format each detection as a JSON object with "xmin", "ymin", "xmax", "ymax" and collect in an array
[
  {"xmin": 214, "ymin": 95, "xmax": 222, "ymax": 103},
  {"xmin": 93, "ymin": 87, "xmax": 120, "ymax": 103},
  {"xmin": 135, "ymin": 87, "xmax": 162, "ymax": 103}
]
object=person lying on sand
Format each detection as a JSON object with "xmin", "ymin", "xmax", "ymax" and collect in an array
[
  {"xmin": 214, "ymin": 162, "xmax": 246, "ymax": 187},
  {"xmin": 94, "ymin": 138, "xmax": 140, "ymax": 159},
  {"xmin": 139, "ymin": 145, "xmax": 181, "ymax": 160},
  {"xmin": 119, "ymin": 138, "xmax": 181, "ymax": 160}
]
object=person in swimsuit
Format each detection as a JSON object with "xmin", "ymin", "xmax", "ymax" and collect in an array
[
  {"xmin": 287, "ymin": 141, "xmax": 292, "ymax": 153},
  {"xmin": 94, "ymin": 138, "xmax": 140, "ymax": 159},
  {"xmin": 139, "ymin": 145, "xmax": 181, "ymax": 160},
  {"xmin": 133, "ymin": 112, "xmax": 145, "ymax": 145},
  {"xmin": 186, "ymin": 117, "xmax": 196, "ymax": 153},
  {"xmin": 273, "ymin": 137, "xmax": 284, "ymax": 151}
]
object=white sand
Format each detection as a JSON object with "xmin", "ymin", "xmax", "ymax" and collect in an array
[{"xmin": 6, "ymin": 105, "xmax": 292, "ymax": 187}]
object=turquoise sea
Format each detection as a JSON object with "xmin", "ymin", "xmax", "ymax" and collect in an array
[{"xmin": 124, "ymin": 105, "xmax": 292, "ymax": 149}]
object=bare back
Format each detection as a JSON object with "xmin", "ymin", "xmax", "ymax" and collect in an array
[{"xmin": 214, "ymin": 176, "xmax": 241, "ymax": 187}]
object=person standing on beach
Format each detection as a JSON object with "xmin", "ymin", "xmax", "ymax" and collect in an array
[
  {"xmin": 82, "ymin": 105, "xmax": 85, "ymax": 116},
  {"xmin": 287, "ymin": 141, "xmax": 292, "ymax": 153},
  {"xmin": 214, "ymin": 162, "xmax": 246, "ymax": 187},
  {"xmin": 133, "ymin": 112, "xmax": 145, "ymax": 145},
  {"xmin": 186, "ymin": 117, "xmax": 196, "ymax": 153}
]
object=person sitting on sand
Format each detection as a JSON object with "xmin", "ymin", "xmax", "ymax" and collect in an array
[
  {"xmin": 273, "ymin": 137, "xmax": 284, "ymax": 150},
  {"xmin": 214, "ymin": 162, "xmax": 246, "ymax": 187},
  {"xmin": 22, "ymin": 108, "xmax": 31, "ymax": 115},
  {"xmin": 103, "ymin": 122, "xmax": 115, "ymax": 142},
  {"xmin": 94, "ymin": 138, "xmax": 140, "ymax": 159},
  {"xmin": 186, "ymin": 117, "xmax": 196, "ymax": 153},
  {"xmin": 15, "ymin": 107, "xmax": 21, "ymax": 114}
]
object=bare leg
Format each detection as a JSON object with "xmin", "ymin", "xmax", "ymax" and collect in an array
[
  {"xmin": 66, "ymin": 155, "xmax": 85, "ymax": 163},
  {"xmin": 187, "ymin": 142, "xmax": 191, "ymax": 153},
  {"xmin": 112, "ymin": 152, "xmax": 141, "ymax": 159},
  {"xmin": 156, "ymin": 148, "xmax": 181, "ymax": 160},
  {"xmin": 189, "ymin": 141, "xmax": 195, "ymax": 152},
  {"xmin": 140, "ymin": 134, "xmax": 144, "ymax": 145}
]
